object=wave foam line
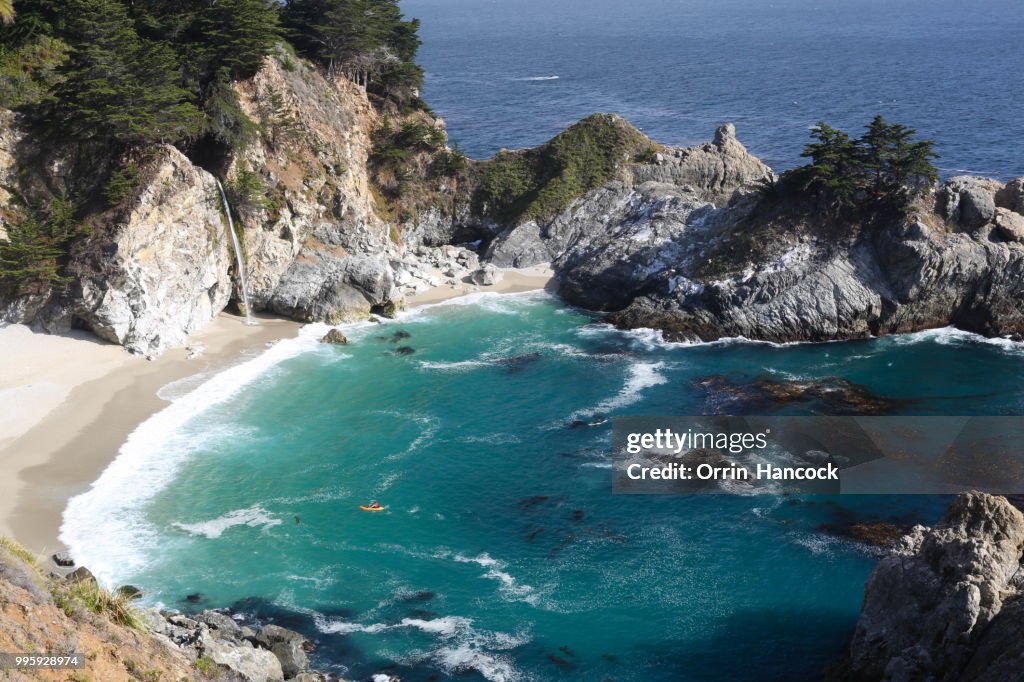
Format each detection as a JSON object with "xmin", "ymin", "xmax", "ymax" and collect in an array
[
  {"xmin": 172, "ymin": 505, "xmax": 282, "ymax": 539},
  {"xmin": 60, "ymin": 327, "xmax": 319, "ymax": 586}
]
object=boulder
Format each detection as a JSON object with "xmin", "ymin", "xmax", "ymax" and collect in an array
[
  {"xmin": 65, "ymin": 566, "xmax": 97, "ymax": 587},
  {"xmin": 993, "ymin": 207, "xmax": 1024, "ymax": 243},
  {"xmin": 203, "ymin": 633, "xmax": 284, "ymax": 682},
  {"xmin": 471, "ymin": 263, "xmax": 503, "ymax": 286},
  {"xmin": 941, "ymin": 176, "xmax": 1002, "ymax": 229},
  {"xmin": 995, "ymin": 177, "xmax": 1024, "ymax": 214},
  {"xmin": 254, "ymin": 624, "xmax": 311, "ymax": 678},
  {"xmin": 195, "ymin": 610, "xmax": 246, "ymax": 644},
  {"xmin": 319, "ymin": 329, "xmax": 349, "ymax": 344},
  {"xmin": 52, "ymin": 552, "xmax": 74, "ymax": 567},
  {"xmin": 835, "ymin": 492, "xmax": 1024, "ymax": 682}
]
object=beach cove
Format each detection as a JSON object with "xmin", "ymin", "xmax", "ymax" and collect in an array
[{"xmin": 0, "ymin": 267, "xmax": 552, "ymax": 556}]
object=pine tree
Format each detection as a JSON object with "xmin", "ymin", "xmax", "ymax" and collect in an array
[
  {"xmin": 800, "ymin": 122, "xmax": 859, "ymax": 211},
  {"xmin": 192, "ymin": 0, "xmax": 280, "ymax": 81},
  {"xmin": 48, "ymin": 0, "xmax": 202, "ymax": 145},
  {"xmin": 282, "ymin": 0, "xmax": 422, "ymax": 99},
  {"xmin": 857, "ymin": 115, "xmax": 938, "ymax": 204}
]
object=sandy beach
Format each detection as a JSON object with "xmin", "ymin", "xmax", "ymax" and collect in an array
[{"xmin": 0, "ymin": 266, "xmax": 553, "ymax": 556}]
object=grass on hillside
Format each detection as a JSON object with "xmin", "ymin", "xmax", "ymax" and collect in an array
[{"xmin": 472, "ymin": 113, "xmax": 655, "ymax": 226}]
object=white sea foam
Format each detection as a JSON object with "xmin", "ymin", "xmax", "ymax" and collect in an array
[
  {"xmin": 403, "ymin": 289, "xmax": 549, "ymax": 318},
  {"xmin": 316, "ymin": 611, "xmax": 528, "ymax": 682},
  {"xmin": 513, "ymin": 75, "xmax": 559, "ymax": 81},
  {"xmin": 172, "ymin": 506, "xmax": 282, "ymax": 539},
  {"xmin": 452, "ymin": 553, "xmax": 540, "ymax": 605},
  {"xmin": 893, "ymin": 325, "xmax": 1024, "ymax": 353},
  {"xmin": 156, "ymin": 372, "xmax": 211, "ymax": 402},
  {"xmin": 60, "ymin": 325, "xmax": 322, "ymax": 587},
  {"xmin": 595, "ymin": 361, "xmax": 669, "ymax": 412},
  {"xmin": 418, "ymin": 359, "xmax": 490, "ymax": 371}
]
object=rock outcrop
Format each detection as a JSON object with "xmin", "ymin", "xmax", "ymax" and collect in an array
[
  {"xmin": 0, "ymin": 50, "xmax": 411, "ymax": 352},
  {"xmin": 534, "ymin": 144, "xmax": 1024, "ymax": 342},
  {"xmin": 485, "ymin": 123, "xmax": 771, "ymax": 271},
  {"xmin": 831, "ymin": 492, "xmax": 1024, "ymax": 682},
  {"xmin": 230, "ymin": 52, "xmax": 401, "ymax": 324}
]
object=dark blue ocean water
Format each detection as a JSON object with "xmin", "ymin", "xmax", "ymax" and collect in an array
[
  {"xmin": 405, "ymin": 0, "xmax": 1024, "ymax": 177},
  {"xmin": 64, "ymin": 294, "xmax": 1024, "ymax": 681}
]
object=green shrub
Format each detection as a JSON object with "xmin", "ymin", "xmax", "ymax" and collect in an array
[
  {"xmin": 64, "ymin": 580, "xmax": 142, "ymax": 629},
  {"xmin": 0, "ymin": 195, "xmax": 84, "ymax": 293},
  {"xmin": 225, "ymin": 169, "xmax": 272, "ymax": 214},
  {"xmin": 472, "ymin": 113, "xmax": 653, "ymax": 225},
  {"xmin": 104, "ymin": 164, "xmax": 143, "ymax": 207},
  {"xmin": 195, "ymin": 656, "xmax": 216, "ymax": 675}
]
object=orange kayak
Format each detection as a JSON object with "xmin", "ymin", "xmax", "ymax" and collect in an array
[{"xmin": 359, "ymin": 505, "xmax": 385, "ymax": 512}]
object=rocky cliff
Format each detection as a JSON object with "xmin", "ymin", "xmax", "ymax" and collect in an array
[
  {"xmin": 0, "ymin": 536, "xmax": 341, "ymax": 681},
  {"xmin": 517, "ymin": 127, "xmax": 1024, "ymax": 343},
  {"xmin": 2, "ymin": 53, "xmax": 1023, "ymax": 352},
  {"xmin": 830, "ymin": 492, "xmax": 1024, "ymax": 682},
  {"xmin": 479, "ymin": 121, "xmax": 1024, "ymax": 343},
  {"xmin": 0, "ymin": 49, "xmax": 474, "ymax": 354}
]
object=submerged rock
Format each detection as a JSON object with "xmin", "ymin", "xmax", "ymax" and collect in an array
[
  {"xmin": 830, "ymin": 492, "xmax": 1024, "ymax": 681},
  {"xmin": 695, "ymin": 375, "xmax": 909, "ymax": 415},
  {"xmin": 116, "ymin": 584, "xmax": 144, "ymax": 600}
]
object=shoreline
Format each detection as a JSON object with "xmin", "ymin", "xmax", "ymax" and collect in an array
[{"xmin": 0, "ymin": 266, "xmax": 554, "ymax": 557}]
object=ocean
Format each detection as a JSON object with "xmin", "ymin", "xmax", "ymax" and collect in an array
[
  {"xmin": 62, "ymin": 2, "xmax": 1024, "ymax": 680},
  {"xmin": 64, "ymin": 294, "xmax": 1024, "ymax": 681},
  {"xmin": 406, "ymin": 0, "xmax": 1024, "ymax": 178}
]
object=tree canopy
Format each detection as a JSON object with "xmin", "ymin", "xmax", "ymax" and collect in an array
[
  {"xmin": 786, "ymin": 115, "xmax": 939, "ymax": 215},
  {"xmin": 281, "ymin": 0, "xmax": 423, "ymax": 107},
  {"xmin": 0, "ymin": 0, "xmax": 425, "ymax": 148}
]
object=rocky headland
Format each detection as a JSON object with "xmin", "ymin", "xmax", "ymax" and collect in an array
[
  {"xmin": 0, "ymin": 535, "xmax": 352, "ymax": 681},
  {"xmin": 3, "ymin": 55, "xmax": 1022, "ymax": 353},
  {"xmin": 829, "ymin": 492, "xmax": 1024, "ymax": 682}
]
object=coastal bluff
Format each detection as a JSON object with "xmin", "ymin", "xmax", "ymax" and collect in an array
[
  {"xmin": 829, "ymin": 492, "xmax": 1024, "ymax": 682},
  {"xmin": 3, "ymin": 70, "xmax": 1023, "ymax": 353},
  {"xmin": 0, "ymin": 536, "xmax": 340, "ymax": 681}
]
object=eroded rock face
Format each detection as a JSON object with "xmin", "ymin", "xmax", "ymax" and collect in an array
[
  {"xmin": 835, "ymin": 492, "xmax": 1024, "ymax": 682},
  {"xmin": 940, "ymin": 176, "xmax": 1003, "ymax": 229},
  {"xmin": 71, "ymin": 146, "xmax": 234, "ymax": 354},
  {"xmin": 545, "ymin": 166, "xmax": 1024, "ymax": 343},
  {"xmin": 231, "ymin": 53, "xmax": 401, "ymax": 323},
  {"xmin": 486, "ymin": 124, "xmax": 771, "ymax": 270}
]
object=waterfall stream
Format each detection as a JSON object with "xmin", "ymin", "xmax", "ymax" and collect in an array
[{"xmin": 216, "ymin": 179, "xmax": 254, "ymax": 326}]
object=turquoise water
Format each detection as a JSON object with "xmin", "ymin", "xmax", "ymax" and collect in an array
[{"xmin": 63, "ymin": 293, "xmax": 1024, "ymax": 681}]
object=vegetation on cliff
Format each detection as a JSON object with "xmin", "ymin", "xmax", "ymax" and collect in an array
[
  {"xmin": 777, "ymin": 115, "xmax": 939, "ymax": 215},
  {"xmin": 472, "ymin": 113, "xmax": 654, "ymax": 226},
  {"xmin": 0, "ymin": 0, "xmax": 425, "ymax": 291},
  {"xmin": 0, "ymin": 536, "xmax": 219, "ymax": 681},
  {"xmin": 282, "ymin": 0, "xmax": 424, "ymax": 111}
]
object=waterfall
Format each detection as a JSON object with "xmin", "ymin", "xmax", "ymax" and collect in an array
[{"xmin": 216, "ymin": 179, "xmax": 254, "ymax": 326}]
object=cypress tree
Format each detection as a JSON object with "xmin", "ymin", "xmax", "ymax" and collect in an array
[{"xmin": 48, "ymin": 0, "xmax": 202, "ymax": 145}]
